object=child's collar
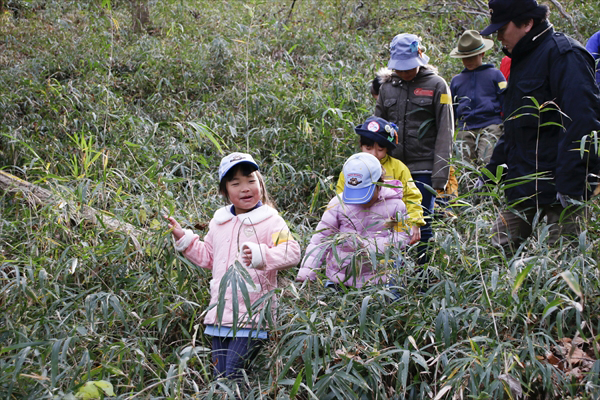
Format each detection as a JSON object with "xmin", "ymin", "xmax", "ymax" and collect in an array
[
  {"xmin": 213, "ymin": 203, "xmax": 277, "ymax": 225},
  {"xmin": 230, "ymin": 201, "xmax": 263, "ymax": 216}
]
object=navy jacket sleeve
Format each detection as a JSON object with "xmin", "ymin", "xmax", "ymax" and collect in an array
[
  {"xmin": 551, "ymin": 45, "xmax": 600, "ymax": 196},
  {"xmin": 586, "ymin": 31, "xmax": 600, "ymax": 60},
  {"xmin": 450, "ymin": 77, "xmax": 458, "ymax": 127},
  {"xmin": 494, "ymin": 69, "xmax": 506, "ymax": 114}
]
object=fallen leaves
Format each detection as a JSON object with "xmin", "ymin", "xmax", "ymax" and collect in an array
[{"xmin": 540, "ymin": 336, "xmax": 597, "ymax": 382}]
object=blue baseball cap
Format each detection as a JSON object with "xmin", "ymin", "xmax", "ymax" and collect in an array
[
  {"xmin": 388, "ymin": 33, "xmax": 430, "ymax": 71},
  {"xmin": 355, "ymin": 116, "xmax": 398, "ymax": 150},
  {"xmin": 342, "ymin": 153, "xmax": 383, "ymax": 204},
  {"xmin": 218, "ymin": 152, "xmax": 259, "ymax": 182}
]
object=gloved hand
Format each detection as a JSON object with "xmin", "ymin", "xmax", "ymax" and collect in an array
[
  {"xmin": 556, "ymin": 192, "xmax": 570, "ymax": 208},
  {"xmin": 474, "ymin": 177, "xmax": 485, "ymax": 190}
]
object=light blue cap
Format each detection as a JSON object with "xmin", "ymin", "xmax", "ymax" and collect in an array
[
  {"xmin": 342, "ymin": 153, "xmax": 382, "ymax": 204},
  {"xmin": 388, "ymin": 33, "xmax": 430, "ymax": 71}
]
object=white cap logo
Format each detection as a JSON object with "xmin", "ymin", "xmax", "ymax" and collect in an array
[{"xmin": 367, "ymin": 121, "xmax": 380, "ymax": 132}]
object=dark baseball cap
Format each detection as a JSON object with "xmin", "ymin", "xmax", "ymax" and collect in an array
[{"xmin": 480, "ymin": 0, "xmax": 539, "ymax": 36}]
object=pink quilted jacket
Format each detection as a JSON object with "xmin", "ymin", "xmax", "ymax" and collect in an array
[
  {"xmin": 175, "ymin": 204, "xmax": 301, "ymax": 328},
  {"xmin": 297, "ymin": 184, "xmax": 409, "ymax": 288}
]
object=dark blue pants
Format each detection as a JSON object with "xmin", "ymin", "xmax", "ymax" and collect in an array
[
  {"xmin": 412, "ymin": 174, "xmax": 435, "ymax": 264},
  {"xmin": 211, "ymin": 337, "xmax": 262, "ymax": 381}
]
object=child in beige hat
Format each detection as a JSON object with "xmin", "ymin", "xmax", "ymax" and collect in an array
[{"xmin": 449, "ymin": 30, "xmax": 507, "ymax": 166}]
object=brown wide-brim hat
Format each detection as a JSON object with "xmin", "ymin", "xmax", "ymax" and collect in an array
[{"xmin": 450, "ymin": 30, "xmax": 495, "ymax": 58}]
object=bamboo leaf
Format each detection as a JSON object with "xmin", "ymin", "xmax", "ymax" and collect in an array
[
  {"xmin": 290, "ymin": 369, "xmax": 304, "ymax": 399},
  {"xmin": 511, "ymin": 263, "xmax": 534, "ymax": 296},
  {"xmin": 491, "ymin": 270, "xmax": 499, "ymax": 291},
  {"xmin": 580, "ymin": 134, "xmax": 589, "ymax": 159},
  {"xmin": 400, "ymin": 349, "xmax": 410, "ymax": 390},
  {"xmin": 560, "ymin": 270, "xmax": 582, "ymax": 298},
  {"xmin": 51, "ymin": 339, "xmax": 63, "ymax": 387},
  {"xmin": 434, "ymin": 385, "xmax": 453, "ymax": 400},
  {"xmin": 359, "ymin": 295, "xmax": 371, "ymax": 337},
  {"xmin": 542, "ymin": 298, "xmax": 564, "ymax": 320},
  {"xmin": 525, "ymin": 95, "xmax": 540, "ymax": 108},
  {"xmin": 217, "ymin": 268, "xmax": 230, "ymax": 325},
  {"xmin": 303, "ymin": 337, "xmax": 313, "ymax": 388},
  {"xmin": 539, "ymin": 121, "xmax": 565, "ymax": 128}
]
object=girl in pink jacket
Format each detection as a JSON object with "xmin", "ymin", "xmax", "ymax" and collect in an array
[
  {"xmin": 165, "ymin": 152, "xmax": 301, "ymax": 381},
  {"xmin": 297, "ymin": 152, "xmax": 410, "ymax": 288}
]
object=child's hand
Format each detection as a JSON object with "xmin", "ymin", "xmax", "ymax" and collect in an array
[
  {"xmin": 409, "ymin": 225, "xmax": 421, "ymax": 245},
  {"xmin": 384, "ymin": 217, "xmax": 397, "ymax": 230},
  {"xmin": 340, "ymin": 234, "xmax": 367, "ymax": 252},
  {"xmin": 241, "ymin": 246, "xmax": 253, "ymax": 267},
  {"xmin": 163, "ymin": 215, "xmax": 185, "ymax": 241}
]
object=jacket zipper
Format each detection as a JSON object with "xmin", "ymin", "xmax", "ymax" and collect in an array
[{"xmin": 402, "ymin": 81, "xmax": 408, "ymax": 162}]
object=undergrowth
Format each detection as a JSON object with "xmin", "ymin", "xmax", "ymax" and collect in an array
[{"xmin": 1, "ymin": 0, "xmax": 600, "ymax": 398}]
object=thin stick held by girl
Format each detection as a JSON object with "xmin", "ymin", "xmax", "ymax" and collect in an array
[{"xmin": 165, "ymin": 152, "xmax": 301, "ymax": 381}]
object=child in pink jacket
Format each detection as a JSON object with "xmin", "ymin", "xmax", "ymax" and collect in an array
[
  {"xmin": 165, "ymin": 152, "xmax": 301, "ymax": 381},
  {"xmin": 297, "ymin": 153, "xmax": 410, "ymax": 288}
]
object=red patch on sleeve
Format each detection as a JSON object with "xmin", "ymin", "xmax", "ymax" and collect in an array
[{"xmin": 414, "ymin": 88, "xmax": 434, "ymax": 96}]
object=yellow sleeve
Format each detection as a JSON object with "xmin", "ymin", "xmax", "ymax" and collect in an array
[
  {"xmin": 384, "ymin": 158, "xmax": 425, "ymax": 227},
  {"xmin": 401, "ymin": 173, "xmax": 426, "ymax": 227},
  {"xmin": 335, "ymin": 170, "xmax": 345, "ymax": 194}
]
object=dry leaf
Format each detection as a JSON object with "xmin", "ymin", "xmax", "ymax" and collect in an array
[
  {"xmin": 546, "ymin": 352, "xmax": 561, "ymax": 366},
  {"xmin": 498, "ymin": 373, "xmax": 523, "ymax": 399}
]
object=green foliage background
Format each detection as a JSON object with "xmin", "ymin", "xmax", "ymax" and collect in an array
[{"xmin": 1, "ymin": 0, "xmax": 600, "ymax": 398}]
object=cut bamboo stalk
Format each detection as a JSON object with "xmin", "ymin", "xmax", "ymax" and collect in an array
[{"xmin": 0, "ymin": 170, "xmax": 142, "ymax": 251}]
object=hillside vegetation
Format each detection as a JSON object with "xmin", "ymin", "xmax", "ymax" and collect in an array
[{"xmin": 1, "ymin": 0, "xmax": 600, "ymax": 398}]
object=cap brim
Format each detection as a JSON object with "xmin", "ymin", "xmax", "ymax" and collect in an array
[
  {"xmin": 388, "ymin": 54, "xmax": 430, "ymax": 71},
  {"xmin": 343, "ymin": 184, "xmax": 376, "ymax": 205},
  {"xmin": 354, "ymin": 128, "xmax": 396, "ymax": 150},
  {"xmin": 480, "ymin": 21, "xmax": 508, "ymax": 36},
  {"xmin": 219, "ymin": 160, "xmax": 259, "ymax": 182}
]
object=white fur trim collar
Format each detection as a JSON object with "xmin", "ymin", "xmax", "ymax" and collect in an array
[
  {"xmin": 213, "ymin": 204, "xmax": 278, "ymax": 225},
  {"xmin": 376, "ymin": 67, "xmax": 393, "ymax": 84}
]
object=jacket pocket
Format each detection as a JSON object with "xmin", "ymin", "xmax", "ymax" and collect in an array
[
  {"xmin": 510, "ymin": 77, "xmax": 560, "ymax": 165},
  {"xmin": 406, "ymin": 96, "xmax": 436, "ymax": 155},
  {"xmin": 408, "ymin": 96, "xmax": 435, "ymax": 124},
  {"xmin": 409, "ymin": 96, "xmax": 433, "ymax": 108},
  {"xmin": 383, "ymin": 97, "xmax": 399, "ymax": 123},
  {"xmin": 384, "ymin": 98, "xmax": 398, "ymax": 108},
  {"xmin": 516, "ymin": 78, "xmax": 544, "ymax": 94},
  {"xmin": 511, "ymin": 79, "xmax": 547, "ymax": 127}
]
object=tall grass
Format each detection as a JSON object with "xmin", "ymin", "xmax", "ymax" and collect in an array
[{"xmin": 1, "ymin": 0, "xmax": 600, "ymax": 398}]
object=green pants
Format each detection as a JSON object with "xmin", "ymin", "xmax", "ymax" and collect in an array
[
  {"xmin": 491, "ymin": 203, "xmax": 582, "ymax": 252},
  {"xmin": 456, "ymin": 124, "xmax": 503, "ymax": 165}
]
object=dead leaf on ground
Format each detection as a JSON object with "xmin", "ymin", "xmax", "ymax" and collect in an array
[{"xmin": 538, "ymin": 336, "xmax": 598, "ymax": 382}]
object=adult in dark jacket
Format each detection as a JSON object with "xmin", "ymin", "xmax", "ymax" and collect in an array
[
  {"xmin": 375, "ymin": 33, "xmax": 454, "ymax": 264},
  {"xmin": 480, "ymin": 0, "xmax": 600, "ymax": 251}
]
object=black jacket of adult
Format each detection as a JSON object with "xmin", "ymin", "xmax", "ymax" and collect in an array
[{"xmin": 485, "ymin": 20, "xmax": 600, "ymax": 204}]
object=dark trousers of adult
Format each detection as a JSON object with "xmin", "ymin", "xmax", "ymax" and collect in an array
[
  {"xmin": 491, "ymin": 203, "xmax": 582, "ymax": 252},
  {"xmin": 212, "ymin": 336, "xmax": 263, "ymax": 381},
  {"xmin": 412, "ymin": 173, "xmax": 435, "ymax": 264}
]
